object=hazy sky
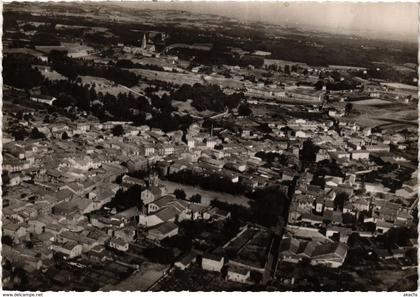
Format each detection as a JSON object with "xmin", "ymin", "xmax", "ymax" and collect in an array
[{"xmin": 118, "ymin": 1, "xmax": 418, "ymax": 42}]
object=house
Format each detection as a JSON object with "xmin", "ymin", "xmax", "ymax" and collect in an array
[
  {"xmin": 169, "ymin": 162, "xmax": 188, "ymax": 175},
  {"xmin": 316, "ymin": 150, "xmax": 330, "ymax": 162},
  {"xmin": 76, "ymin": 123, "xmax": 90, "ymax": 132},
  {"xmin": 114, "ymin": 226, "xmax": 137, "ymax": 242},
  {"xmin": 294, "ymin": 130, "xmax": 307, "ymax": 138},
  {"xmin": 89, "ymin": 245, "xmax": 113, "ymax": 263},
  {"xmin": 2, "ymin": 246, "xmax": 43, "ymax": 272},
  {"xmin": 326, "ymin": 226, "xmax": 353, "ymax": 243},
  {"xmin": 202, "ymin": 253, "xmax": 225, "ymax": 272},
  {"xmin": 395, "ymin": 186, "xmax": 417, "ymax": 199},
  {"xmin": 112, "ymin": 207, "xmax": 140, "ymax": 225},
  {"xmin": 324, "ymin": 199, "xmax": 335, "ymax": 211},
  {"xmin": 175, "ymin": 251, "xmax": 197, "ymax": 270},
  {"xmin": 333, "ymin": 151, "xmax": 351, "ymax": 160},
  {"xmin": 8, "ymin": 174, "xmax": 22, "ymax": 186},
  {"xmin": 365, "ymin": 144, "xmax": 390, "ymax": 152},
  {"xmin": 396, "ymin": 210, "xmax": 412, "ymax": 224},
  {"xmin": 351, "ymin": 150, "xmax": 370, "ymax": 160},
  {"xmin": 140, "ymin": 143, "xmax": 155, "ymax": 156},
  {"xmin": 226, "ymin": 265, "xmax": 251, "ymax": 283},
  {"xmin": 315, "ymin": 197, "xmax": 324, "ymax": 213},
  {"xmin": 121, "ymin": 175, "xmax": 147, "ymax": 189},
  {"xmin": 139, "ymin": 197, "xmax": 189, "ymax": 227},
  {"xmin": 279, "ymin": 238, "xmax": 348, "ymax": 268},
  {"xmin": 147, "ymin": 221, "xmax": 178, "ymax": 241},
  {"xmin": 301, "ymin": 213, "xmax": 323, "ymax": 227},
  {"xmin": 282, "ymin": 168, "xmax": 296, "ymax": 181},
  {"xmin": 3, "ymin": 223, "xmax": 27, "ymax": 243},
  {"xmin": 365, "ymin": 183, "xmax": 390, "ymax": 194},
  {"xmin": 70, "ymin": 197, "xmax": 98, "ymax": 214},
  {"xmin": 209, "ymin": 207, "xmax": 231, "ymax": 221},
  {"xmin": 376, "ymin": 220, "xmax": 393, "ymax": 234},
  {"xmin": 373, "ymin": 248, "xmax": 393, "ymax": 260},
  {"xmin": 109, "ymin": 237, "xmax": 129, "ymax": 252},
  {"xmin": 51, "ymin": 241, "xmax": 83, "ymax": 259},
  {"xmin": 353, "ymin": 199, "xmax": 370, "ymax": 212},
  {"xmin": 27, "ymin": 220, "xmax": 47, "ymax": 235},
  {"xmin": 182, "ymin": 204, "xmax": 210, "ymax": 221},
  {"xmin": 52, "ymin": 201, "xmax": 79, "ymax": 216},
  {"xmin": 57, "ymin": 231, "xmax": 97, "ymax": 252},
  {"xmin": 199, "ymin": 156, "xmax": 225, "ymax": 169},
  {"xmin": 186, "ymin": 136, "xmax": 196, "ymax": 149},
  {"xmin": 343, "ymin": 202, "xmax": 356, "ymax": 215},
  {"xmin": 310, "ymin": 242, "xmax": 348, "ymax": 268},
  {"xmin": 30, "ymin": 95, "xmax": 57, "ymax": 106},
  {"xmin": 146, "ymin": 195, "xmax": 180, "ymax": 215},
  {"xmin": 205, "ymin": 137, "xmax": 218, "ymax": 149},
  {"xmin": 141, "ymin": 187, "xmax": 164, "ymax": 205},
  {"xmin": 139, "ymin": 206, "xmax": 177, "ymax": 227},
  {"xmin": 224, "ymin": 162, "xmax": 247, "ymax": 173},
  {"xmin": 158, "ymin": 144, "xmax": 174, "ymax": 156}
]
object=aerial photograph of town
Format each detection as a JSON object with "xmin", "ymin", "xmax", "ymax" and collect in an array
[{"xmin": 1, "ymin": 1, "xmax": 418, "ymax": 293}]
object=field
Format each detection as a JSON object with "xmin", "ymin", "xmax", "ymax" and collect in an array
[
  {"xmin": 351, "ymin": 99, "xmax": 392, "ymax": 106},
  {"xmin": 78, "ymin": 75, "xmax": 145, "ymax": 96},
  {"xmin": 126, "ymin": 68, "xmax": 245, "ymax": 90},
  {"xmin": 41, "ymin": 69, "xmax": 67, "ymax": 81},
  {"xmin": 349, "ymin": 101, "xmax": 417, "ymax": 129},
  {"xmin": 171, "ymin": 99, "xmax": 196, "ymax": 113}
]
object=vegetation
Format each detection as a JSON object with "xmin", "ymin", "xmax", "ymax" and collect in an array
[
  {"xmin": 167, "ymin": 169, "xmax": 247, "ymax": 195},
  {"xmin": 170, "ymin": 83, "xmax": 244, "ymax": 112},
  {"xmin": 3, "ymin": 54, "xmax": 45, "ymax": 89},
  {"xmin": 211, "ymin": 185, "xmax": 289, "ymax": 227},
  {"xmin": 174, "ymin": 189, "xmax": 186, "ymax": 200},
  {"xmin": 112, "ymin": 124, "xmax": 124, "ymax": 137},
  {"xmin": 108, "ymin": 185, "xmax": 143, "ymax": 211}
]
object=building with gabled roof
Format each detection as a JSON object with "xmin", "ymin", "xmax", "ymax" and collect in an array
[{"xmin": 147, "ymin": 221, "xmax": 178, "ymax": 241}]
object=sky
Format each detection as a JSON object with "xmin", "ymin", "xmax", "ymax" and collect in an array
[{"xmin": 117, "ymin": 1, "xmax": 419, "ymax": 42}]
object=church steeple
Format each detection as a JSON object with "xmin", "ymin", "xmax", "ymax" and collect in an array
[{"xmin": 142, "ymin": 33, "xmax": 147, "ymax": 49}]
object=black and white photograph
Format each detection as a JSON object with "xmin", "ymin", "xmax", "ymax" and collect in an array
[{"xmin": 1, "ymin": 1, "xmax": 418, "ymax": 292}]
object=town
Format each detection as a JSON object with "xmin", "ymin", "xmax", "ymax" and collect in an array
[{"xmin": 2, "ymin": 2, "xmax": 418, "ymax": 292}]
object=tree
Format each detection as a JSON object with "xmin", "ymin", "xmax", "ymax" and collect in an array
[
  {"xmin": 314, "ymin": 80, "xmax": 324, "ymax": 90},
  {"xmin": 345, "ymin": 103, "xmax": 353, "ymax": 114},
  {"xmin": 2, "ymin": 235, "xmax": 13, "ymax": 246},
  {"xmin": 238, "ymin": 103, "xmax": 252, "ymax": 117},
  {"xmin": 300, "ymin": 139, "xmax": 320, "ymax": 167},
  {"xmin": 250, "ymin": 271, "xmax": 263, "ymax": 284},
  {"xmin": 25, "ymin": 241, "xmax": 34, "ymax": 249},
  {"xmin": 112, "ymin": 124, "xmax": 124, "ymax": 136},
  {"xmin": 174, "ymin": 189, "xmax": 186, "ymax": 200},
  {"xmin": 161, "ymin": 235, "xmax": 192, "ymax": 251},
  {"xmin": 334, "ymin": 192, "xmax": 349, "ymax": 211},
  {"xmin": 190, "ymin": 194, "xmax": 201, "ymax": 204},
  {"xmin": 249, "ymin": 186, "xmax": 288, "ymax": 227},
  {"xmin": 13, "ymin": 267, "xmax": 28, "ymax": 288},
  {"xmin": 31, "ymin": 128, "xmax": 45, "ymax": 139},
  {"xmin": 109, "ymin": 185, "xmax": 143, "ymax": 211},
  {"xmin": 143, "ymin": 247, "xmax": 175, "ymax": 264},
  {"xmin": 284, "ymin": 65, "xmax": 291, "ymax": 75},
  {"xmin": 61, "ymin": 132, "xmax": 69, "ymax": 140},
  {"xmin": 12, "ymin": 129, "xmax": 27, "ymax": 141}
]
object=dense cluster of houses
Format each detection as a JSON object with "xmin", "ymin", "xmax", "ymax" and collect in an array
[
  {"xmin": 281, "ymin": 114, "xmax": 417, "ymax": 268},
  {"xmin": 3, "ymin": 90, "xmax": 417, "ymax": 279}
]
